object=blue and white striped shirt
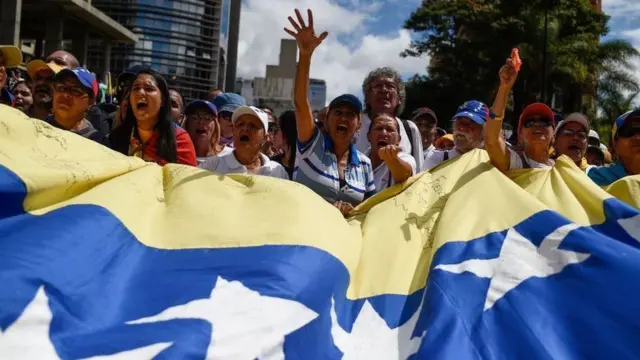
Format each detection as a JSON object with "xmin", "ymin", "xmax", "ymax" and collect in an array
[{"xmin": 294, "ymin": 127, "xmax": 376, "ymax": 206}]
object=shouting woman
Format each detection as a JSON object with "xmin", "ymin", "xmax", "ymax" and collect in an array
[
  {"xmin": 110, "ymin": 69, "xmax": 196, "ymax": 166},
  {"xmin": 184, "ymin": 99, "xmax": 232, "ymax": 165},
  {"xmin": 286, "ymin": 8, "xmax": 375, "ymax": 216},
  {"xmin": 367, "ymin": 114, "xmax": 416, "ymax": 191}
]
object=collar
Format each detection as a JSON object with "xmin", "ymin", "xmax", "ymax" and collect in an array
[
  {"xmin": 322, "ymin": 132, "xmax": 359, "ymax": 166},
  {"xmin": 226, "ymin": 151, "xmax": 269, "ymax": 170}
]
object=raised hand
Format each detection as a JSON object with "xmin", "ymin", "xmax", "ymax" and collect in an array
[
  {"xmin": 499, "ymin": 58, "xmax": 518, "ymax": 89},
  {"xmin": 284, "ymin": 9, "xmax": 328, "ymax": 55},
  {"xmin": 378, "ymin": 145, "xmax": 402, "ymax": 163}
]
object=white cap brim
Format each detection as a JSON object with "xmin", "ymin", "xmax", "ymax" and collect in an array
[{"xmin": 232, "ymin": 106, "xmax": 269, "ymax": 132}]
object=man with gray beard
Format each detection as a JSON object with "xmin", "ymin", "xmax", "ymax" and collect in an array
[{"xmin": 422, "ymin": 100, "xmax": 488, "ymax": 171}]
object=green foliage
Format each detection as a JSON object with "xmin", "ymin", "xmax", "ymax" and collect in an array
[{"xmin": 401, "ymin": 0, "xmax": 637, "ymax": 132}]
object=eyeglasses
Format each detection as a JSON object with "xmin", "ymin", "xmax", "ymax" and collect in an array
[
  {"xmin": 54, "ymin": 84, "xmax": 87, "ymax": 97},
  {"xmin": 187, "ymin": 113, "xmax": 216, "ymax": 123},
  {"xmin": 558, "ymin": 129, "xmax": 587, "ymax": 140},
  {"xmin": 523, "ymin": 117, "xmax": 553, "ymax": 128},
  {"xmin": 268, "ymin": 123, "xmax": 279, "ymax": 134},
  {"xmin": 219, "ymin": 112, "xmax": 233, "ymax": 121},
  {"xmin": 372, "ymin": 81, "xmax": 397, "ymax": 92}
]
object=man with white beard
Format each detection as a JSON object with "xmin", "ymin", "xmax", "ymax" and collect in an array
[{"xmin": 422, "ymin": 100, "xmax": 488, "ymax": 171}]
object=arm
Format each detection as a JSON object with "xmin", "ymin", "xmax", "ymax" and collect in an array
[
  {"xmin": 380, "ymin": 146, "xmax": 414, "ymax": 183},
  {"xmin": 175, "ymin": 130, "xmax": 197, "ymax": 166},
  {"xmin": 285, "ymin": 9, "xmax": 328, "ymax": 144},
  {"xmin": 485, "ymin": 58, "xmax": 518, "ymax": 172}
]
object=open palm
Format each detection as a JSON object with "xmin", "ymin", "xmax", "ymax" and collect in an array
[{"xmin": 284, "ymin": 9, "xmax": 328, "ymax": 55}]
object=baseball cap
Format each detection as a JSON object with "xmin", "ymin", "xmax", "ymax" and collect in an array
[
  {"xmin": 554, "ymin": 113, "xmax": 589, "ymax": 136},
  {"xmin": 232, "ymin": 106, "xmax": 269, "ymax": 132},
  {"xmin": 452, "ymin": 100, "xmax": 489, "ymax": 125},
  {"xmin": 53, "ymin": 67, "xmax": 99, "ymax": 98},
  {"xmin": 435, "ymin": 134, "xmax": 454, "ymax": 148},
  {"xmin": 518, "ymin": 103, "xmax": 555, "ymax": 132},
  {"xmin": 213, "ymin": 93, "xmax": 246, "ymax": 113},
  {"xmin": 588, "ymin": 129, "xmax": 600, "ymax": 141},
  {"xmin": 329, "ymin": 94, "xmax": 363, "ymax": 113},
  {"xmin": 411, "ymin": 107, "xmax": 438, "ymax": 124},
  {"xmin": 612, "ymin": 109, "xmax": 640, "ymax": 139},
  {"xmin": 185, "ymin": 100, "xmax": 218, "ymax": 116},
  {"xmin": 0, "ymin": 46, "xmax": 22, "ymax": 68},
  {"xmin": 26, "ymin": 59, "xmax": 63, "ymax": 80}
]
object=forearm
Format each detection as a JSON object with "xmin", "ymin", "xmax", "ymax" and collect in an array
[
  {"xmin": 294, "ymin": 51, "xmax": 315, "ymax": 143},
  {"xmin": 485, "ymin": 85, "xmax": 511, "ymax": 172},
  {"xmin": 386, "ymin": 157, "xmax": 413, "ymax": 183}
]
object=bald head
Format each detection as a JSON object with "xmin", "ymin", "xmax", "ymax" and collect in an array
[{"xmin": 45, "ymin": 50, "xmax": 79, "ymax": 69}]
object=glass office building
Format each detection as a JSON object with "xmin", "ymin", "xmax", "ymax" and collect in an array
[{"xmin": 89, "ymin": 0, "xmax": 224, "ymax": 101}]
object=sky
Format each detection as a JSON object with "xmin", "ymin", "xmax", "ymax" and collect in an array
[{"xmin": 236, "ymin": 0, "xmax": 640, "ymax": 103}]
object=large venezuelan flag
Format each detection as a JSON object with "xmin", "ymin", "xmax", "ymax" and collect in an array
[{"xmin": 0, "ymin": 104, "xmax": 639, "ymax": 359}]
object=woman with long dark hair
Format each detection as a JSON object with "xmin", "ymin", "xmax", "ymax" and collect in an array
[
  {"xmin": 271, "ymin": 110, "xmax": 297, "ymax": 179},
  {"xmin": 110, "ymin": 69, "xmax": 196, "ymax": 166}
]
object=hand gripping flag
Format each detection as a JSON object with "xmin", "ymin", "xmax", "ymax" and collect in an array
[{"xmin": 0, "ymin": 104, "xmax": 639, "ymax": 359}]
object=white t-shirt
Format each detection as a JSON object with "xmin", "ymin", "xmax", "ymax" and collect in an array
[
  {"xmin": 355, "ymin": 114, "xmax": 424, "ymax": 172},
  {"xmin": 508, "ymin": 148, "xmax": 554, "ymax": 170},
  {"xmin": 196, "ymin": 146, "xmax": 233, "ymax": 166},
  {"xmin": 372, "ymin": 152, "xmax": 417, "ymax": 191},
  {"xmin": 423, "ymin": 147, "xmax": 461, "ymax": 171},
  {"xmin": 199, "ymin": 151, "xmax": 289, "ymax": 179}
]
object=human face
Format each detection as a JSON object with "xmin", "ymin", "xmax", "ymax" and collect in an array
[
  {"xmin": 327, "ymin": 104, "xmax": 360, "ymax": 144},
  {"xmin": 169, "ymin": 90, "xmax": 183, "ymax": 124},
  {"xmin": 554, "ymin": 122, "xmax": 587, "ymax": 164},
  {"xmin": 439, "ymin": 138, "xmax": 455, "ymax": 150},
  {"xmin": 452, "ymin": 117, "xmax": 483, "ymax": 153},
  {"xmin": 218, "ymin": 111, "xmax": 234, "ymax": 138},
  {"xmin": 53, "ymin": 78, "xmax": 90, "ymax": 125},
  {"xmin": 369, "ymin": 76, "xmax": 399, "ymax": 115},
  {"xmin": 186, "ymin": 108, "xmax": 217, "ymax": 154},
  {"xmin": 32, "ymin": 68, "xmax": 56, "ymax": 107},
  {"xmin": 13, "ymin": 83, "xmax": 33, "ymax": 111},
  {"xmin": 520, "ymin": 116, "xmax": 554, "ymax": 147},
  {"xmin": 414, "ymin": 114, "xmax": 436, "ymax": 147},
  {"xmin": 585, "ymin": 149, "xmax": 604, "ymax": 166},
  {"xmin": 45, "ymin": 51, "xmax": 78, "ymax": 68},
  {"xmin": 368, "ymin": 115, "xmax": 400, "ymax": 151},
  {"xmin": 130, "ymin": 74, "xmax": 163, "ymax": 126},
  {"xmin": 233, "ymin": 114, "xmax": 265, "ymax": 155},
  {"xmin": 614, "ymin": 118, "xmax": 640, "ymax": 163}
]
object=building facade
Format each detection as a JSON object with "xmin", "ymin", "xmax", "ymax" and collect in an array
[{"xmin": 89, "ymin": 0, "xmax": 238, "ymax": 101}]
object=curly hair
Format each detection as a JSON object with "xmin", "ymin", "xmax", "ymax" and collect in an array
[{"xmin": 362, "ymin": 67, "xmax": 406, "ymax": 116}]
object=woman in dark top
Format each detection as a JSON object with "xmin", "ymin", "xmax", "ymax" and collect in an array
[
  {"xmin": 110, "ymin": 69, "xmax": 196, "ymax": 166},
  {"xmin": 271, "ymin": 110, "xmax": 297, "ymax": 179}
]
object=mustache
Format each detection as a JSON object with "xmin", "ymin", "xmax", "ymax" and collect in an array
[
  {"xmin": 453, "ymin": 130, "xmax": 474, "ymax": 141},
  {"xmin": 34, "ymin": 85, "xmax": 52, "ymax": 94}
]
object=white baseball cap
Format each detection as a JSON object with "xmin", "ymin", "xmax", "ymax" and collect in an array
[
  {"xmin": 588, "ymin": 129, "xmax": 600, "ymax": 140},
  {"xmin": 231, "ymin": 106, "xmax": 269, "ymax": 132}
]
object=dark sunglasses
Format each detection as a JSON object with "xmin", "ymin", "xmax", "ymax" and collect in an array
[
  {"xmin": 268, "ymin": 123, "xmax": 279, "ymax": 134},
  {"xmin": 523, "ymin": 117, "xmax": 553, "ymax": 128},
  {"xmin": 219, "ymin": 111, "xmax": 233, "ymax": 121},
  {"xmin": 616, "ymin": 124, "xmax": 640, "ymax": 138},
  {"xmin": 54, "ymin": 84, "xmax": 88, "ymax": 97}
]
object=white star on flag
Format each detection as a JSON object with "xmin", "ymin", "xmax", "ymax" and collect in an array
[
  {"xmin": 330, "ymin": 291, "xmax": 427, "ymax": 359},
  {"xmin": 128, "ymin": 276, "xmax": 318, "ymax": 359},
  {"xmin": 435, "ymin": 223, "xmax": 590, "ymax": 311},
  {"xmin": 618, "ymin": 214, "xmax": 640, "ymax": 243},
  {"xmin": 0, "ymin": 287, "xmax": 170, "ymax": 360}
]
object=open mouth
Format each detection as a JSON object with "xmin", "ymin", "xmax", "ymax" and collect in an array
[
  {"xmin": 377, "ymin": 140, "xmax": 388, "ymax": 147},
  {"xmin": 136, "ymin": 100, "xmax": 148, "ymax": 110},
  {"xmin": 532, "ymin": 129, "xmax": 544, "ymax": 135},
  {"xmin": 195, "ymin": 129, "xmax": 207, "ymax": 136},
  {"xmin": 239, "ymin": 135, "xmax": 250, "ymax": 142},
  {"xmin": 336, "ymin": 124, "xmax": 348, "ymax": 134},
  {"xmin": 568, "ymin": 145, "xmax": 580, "ymax": 152}
]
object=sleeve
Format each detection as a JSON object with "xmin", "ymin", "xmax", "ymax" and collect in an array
[
  {"xmin": 272, "ymin": 163, "xmax": 291, "ymax": 180},
  {"xmin": 297, "ymin": 126, "xmax": 322, "ymax": 158},
  {"xmin": 175, "ymin": 131, "xmax": 197, "ymax": 166},
  {"xmin": 398, "ymin": 152, "xmax": 417, "ymax": 176},
  {"xmin": 422, "ymin": 149, "xmax": 444, "ymax": 171},
  {"xmin": 407, "ymin": 121, "xmax": 424, "ymax": 172},
  {"xmin": 507, "ymin": 148, "xmax": 524, "ymax": 170},
  {"xmin": 198, "ymin": 156, "xmax": 221, "ymax": 172},
  {"xmin": 364, "ymin": 163, "xmax": 377, "ymax": 199}
]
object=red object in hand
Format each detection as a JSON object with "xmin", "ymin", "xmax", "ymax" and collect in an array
[{"xmin": 511, "ymin": 48, "xmax": 522, "ymax": 71}]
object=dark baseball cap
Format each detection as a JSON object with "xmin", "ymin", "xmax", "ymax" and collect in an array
[{"xmin": 329, "ymin": 94, "xmax": 362, "ymax": 113}]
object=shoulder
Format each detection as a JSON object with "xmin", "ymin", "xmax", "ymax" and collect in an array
[
  {"xmin": 355, "ymin": 149, "xmax": 372, "ymax": 166},
  {"xmin": 199, "ymin": 154, "xmax": 224, "ymax": 171}
]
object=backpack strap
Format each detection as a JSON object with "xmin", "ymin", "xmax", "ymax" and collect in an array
[
  {"xmin": 400, "ymin": 119, "xmax": 415, "ymax": 152},
  {"xmin": 443, "ymin": 151, "xmax": 449, "ymax": 162}
]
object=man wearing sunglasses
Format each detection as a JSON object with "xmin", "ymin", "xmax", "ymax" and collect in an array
[
  {"xmin": 588, "ymin": 110, "xmax": 640, "ymax": 186},
  {"xmin": 552, "ymin": 113, "xmax": 591, "ymax": 171},
  {"xmin": 48, "ymin": 67, "xmax": 107, "ymax": 145},
  {"xmin": 212, "ymin": 92, "xmax": 246, "ymax": 148}
]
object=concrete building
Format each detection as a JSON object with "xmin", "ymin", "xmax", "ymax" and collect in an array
[
  {"xmin": 224, "ymin": 0, "xmax": 241, "ymax": 93},
  {"xmin": 234, "ymin": 39, "xmax": 327, "ymax": 117},
  {"xmin": 0, "ymin": 0, "xmax": 137, "ymax": 72},
  {"xmin": 89, "ymin": 0, "xmax": 239, "ymax": 101}
]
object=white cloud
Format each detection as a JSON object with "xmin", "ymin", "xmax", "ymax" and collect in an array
[
  {"xmin": 603, "ymin": 0, "xmax": 640, "ymax": 19},
  {"xmin": 237, "ymin": 0, "xmax": 428, "ymax": 103}
]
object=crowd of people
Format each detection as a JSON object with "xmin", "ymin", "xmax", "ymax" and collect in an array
[{"xmin": 0, "ymin": 8, "xmax": 638, "ymax": 216}]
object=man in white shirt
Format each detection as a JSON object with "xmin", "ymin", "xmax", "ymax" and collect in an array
[
  {"xmin": 411, "ymin": 107, "xmax": 438, "ymax": 156},
  {"xmin": 355, "ymin": 67, "xmax": 423, "ymax": 171},
  {"xmin": 423, "ymin": 100, "xmax": 489, "ymax": 171}
]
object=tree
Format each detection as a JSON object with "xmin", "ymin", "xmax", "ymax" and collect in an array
[{"xmin": 401, "ymin": 0, "xmax": 637, "ymax": 131}]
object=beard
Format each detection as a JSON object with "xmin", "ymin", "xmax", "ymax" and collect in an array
[{"xmin": 453, "ymin": 130, "xmax": 480, "ymax": 153}]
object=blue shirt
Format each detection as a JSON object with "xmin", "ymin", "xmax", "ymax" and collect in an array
[
  {"xmin": 0, "ymin": 87, "xmax": 14, "ymax": 106},
  {"xmin": 294, "ymin": 127, "xmax": 376, "ymax": 206},
  {"xmin": 587, "ymin": 162, "xmax": 628, "ymax": 187}
]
